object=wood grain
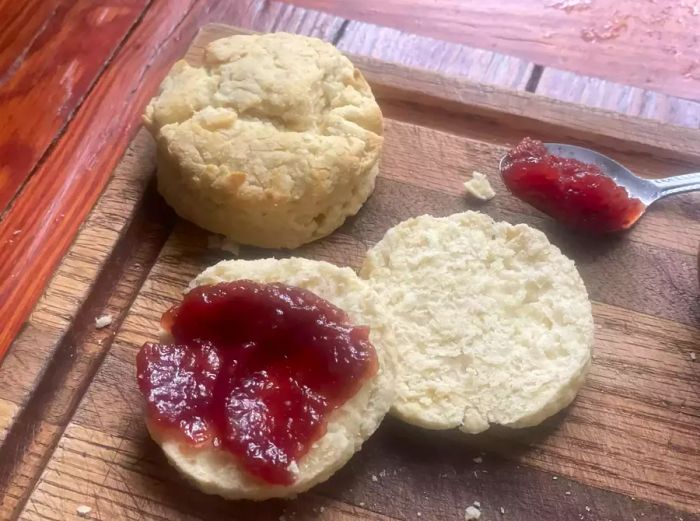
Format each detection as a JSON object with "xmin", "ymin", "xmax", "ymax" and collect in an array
[
  {"xmin": 282, "ymin": 0, "xmax": 700, "ymax": 102},
  {"xmin": 335, "ymin": 20, "xmax": 533, "ymax": 91},
  {"xmin": 536, "ymin": 67, "xmax": 700, "ymax": 129},
  {"xmin": 10, "ymin": 24, "xmax": 700, "ymax": 521},
  {"xmin": 0, "ymin": 131, "xmax": 174, "ymax": 519},
  {"xmin": 0, "ymin": 0, "xmax": 149, "ymax": 212},
  {"xmin": 0, "ymin": 131, "xmax": 156, "ymax": 428}
]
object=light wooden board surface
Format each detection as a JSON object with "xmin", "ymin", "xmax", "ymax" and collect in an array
[{"xmin": 2, "ymin": 18, "xmax": 700, "ymax": 521}]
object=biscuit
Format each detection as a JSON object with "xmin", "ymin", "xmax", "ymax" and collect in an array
[
  {"xmin": 150, "ymin": 258, "xmax": 396, "ymax": 500},
  {"xmin": 361, "ymin": 212, "xmax": 593, "ymax": 433},
  {"xmin": 463, "ymin": 171, "xmax": 496, "ymax": 201},
  {"xmin": 144, "ymin": 33, "xmax": 383, "ymax": 248}
]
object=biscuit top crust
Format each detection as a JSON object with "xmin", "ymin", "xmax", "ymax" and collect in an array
[{"xmin": 144, "ymin": 33, "xmax": 383, "ymax": 203}]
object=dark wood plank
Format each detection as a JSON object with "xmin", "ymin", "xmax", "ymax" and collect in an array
[
  {"xmin": 281, "ymin": 0, "xmax": 700, "ymax": 102},
  {"xmin": 0, "ymin": 0, "xmax": 149, "ymax": 212}
]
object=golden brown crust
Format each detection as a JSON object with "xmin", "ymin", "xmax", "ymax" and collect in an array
[{"xmin": 144, "ymin": 33, "xmax": 383, "ymax": 248}]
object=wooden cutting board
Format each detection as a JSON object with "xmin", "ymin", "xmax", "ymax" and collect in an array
[{"xmin": 1, "ymin": 24, "xmax": 699, "ymax": 521}]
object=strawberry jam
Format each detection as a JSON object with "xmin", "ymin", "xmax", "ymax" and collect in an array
[
  {"xmin": 501, "ymin": 138, "xmax": 645, "ymax": 233},
  {"xmin": 136, "ymin": 280, "xmax": 377, "ymax": 485}
]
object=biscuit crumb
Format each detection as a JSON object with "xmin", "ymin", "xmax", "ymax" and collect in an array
[
  {"xmin": 691, "ymin": 352, "xmax": 696, "ymax": 361},
  {"xmin": 565, "ymin": 491, "xmax": 571, "ymax": 495},
  {"xmin": 552, "ymin": 476, "xmax": 558, "ymax": 480},
  {"xmin": 94, "ymin": 314, "xmax": 113, "ymax": 329},
  {"xmin": 500, "ymin": 507, "xmax": 506, "ymax": 514},
  {"xmin": 585, "ymin": 506, "xmax": 591, "ymax": 512},
  {"xmin": 359, "ymin": 502, "xmax": 365, "ymax": 507},
  {"xmin": 463, "ymin": 171, "xmax": 496, "ymax": 201},
  {"xmin": 464, "ymin": 506, "xmax": 481, "ymax": 520},
  {"xmin": 208, "ymin": 235, "xmax": 241, "ymax": 256},
  {"xmin": 76, "ymin": 505, "xmax": 92, "ymax": 517},
  {"xmin": 371, "ymin": 474, "xmax": 379, "ymax": 482},
  {"xmin": 473, "ymin": 456, "xmax": 483, "ymax": 464}
]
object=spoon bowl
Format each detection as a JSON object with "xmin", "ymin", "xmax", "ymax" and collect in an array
[
  {"xmin": 499, "ymin": 142, "xmax": 700, "ymax": 228},
  {"xmin": 540, "ymin": 144, "xmax": 661, "ymax": 206}
]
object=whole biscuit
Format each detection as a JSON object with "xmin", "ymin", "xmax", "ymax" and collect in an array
[{"xmin": 144, "ymin": 33, "xmax": 383, "ymax": 248}]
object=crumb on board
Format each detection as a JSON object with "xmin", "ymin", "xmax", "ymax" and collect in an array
[
  {"xmin": 208, "ymin": 234, "xmax": 240, "ymax": 255},
  {"xmin": 76, "ymin": 505, "xmax": 92, "ymax": 517},
  {"xmin": 94, "ymin": 314, "xmax": 113, "ymax": 329},
  {"xmin": 552, "ymin": 476, "xmax": 558, "ymax": 480},
  {"xmin": 691, "ymin": 352, "xmax": 696, "ymax": 361},
  {"xmin": 500, "ymin": 506, "xmax": 505, "ymax": 515},
  {"xmin": 371, "ymin": 474, "xmax": 379, "ymax": 482},
  {"xmin": 464, "ymin": 506, "xmax": 481, "ymax": 520},
  {"xmin": 463, "ymin": 171, "xmax": 496, "ymax": 201},
  {"xmin": 473, "ymin": 501, "xmax": 480, "ymax": 507},
  {"xmin": 565, "ymin": 491, "xmax": 572, "ymax": 495},
  {"xmin": 473, "ymin": 456, "xmax": 483, "ymax": 464}
]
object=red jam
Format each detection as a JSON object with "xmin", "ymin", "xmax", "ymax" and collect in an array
[
  {"xmin": 136, "ymin": 280, "xmax": 378, "ymax": 485},
  {"xmin": 501, "ymin": 138, "xmax": 645, "ymax": 233}
]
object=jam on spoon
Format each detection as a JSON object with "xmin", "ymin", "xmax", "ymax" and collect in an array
[
  {"xmin": 137, "ymin": 280, "xmax": 377, "ymax": 485},
  {"xmin": 500, "ymin": 137, "xmax": 645, "ymax": 233}
]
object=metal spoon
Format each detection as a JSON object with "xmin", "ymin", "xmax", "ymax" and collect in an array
[
  {"xmin": 541, "ymin": 144, "xmax": 700, "ymax": 206},
  {"xmin": 499, "ymin": 143, "xmax": 700, "ymax": 227}
]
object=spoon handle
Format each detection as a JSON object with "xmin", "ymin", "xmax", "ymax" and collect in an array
[{"xmin": 651, "ymin": 173, "xmax": 700, "ymax": 199}]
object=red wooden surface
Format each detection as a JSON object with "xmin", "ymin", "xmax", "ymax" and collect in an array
[
  {"xmin": 0, "ymin": 0, "xmax": 148, "ymax": 212},
  {"xmin": 284, "ymin": 0, "xmax": 700, "ymax": 102}
]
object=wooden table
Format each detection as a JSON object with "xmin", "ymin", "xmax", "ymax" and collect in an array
[{"xmin": 0, "ymin": 1, "xmax": 698, "ymax": 520}]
